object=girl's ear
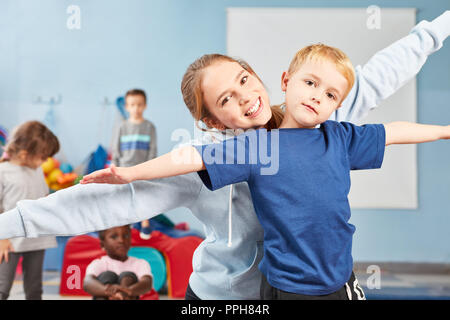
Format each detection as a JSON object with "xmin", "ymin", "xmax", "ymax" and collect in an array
[
  {"xmin": 17, "ymin": 150, "xmax": 28, "ymax": 162},
  {"xmin": 202, "ymin": 117, "xmax": 227, "ymax": 131},
  {"xmin": 281, "ymin": 71, "xmax": 290, "ymax": 92}
]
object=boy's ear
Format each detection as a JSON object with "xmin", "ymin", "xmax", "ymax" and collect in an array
[
  {"xmin": 202, "ymin": 117, "xmax": 227, "ymax": 131},
  {"xmin": 281, "ymin": 71, "xmax": 290, "ymax": 92}
]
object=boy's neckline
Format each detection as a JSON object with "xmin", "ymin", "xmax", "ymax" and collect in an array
[
  {"xmin": 108, "ymin": 255, "xmax": 129, "ymax": 262},
  {"xmin": 272, "ymin": 125, "xmax": 322, "ymax": 131},
  {"xmin": 128, "ymin": 118, "xmax": 146, "ymax": 124}
]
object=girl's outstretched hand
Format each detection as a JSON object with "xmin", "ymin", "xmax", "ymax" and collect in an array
[{"xmin": 80, "ymin": 164, "xmax": 133, "ymax": 184}]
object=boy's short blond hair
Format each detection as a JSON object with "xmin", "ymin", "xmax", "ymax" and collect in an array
[{"xmin": 287, "ymin": 44, "xmax": 355, "ymax": 102}]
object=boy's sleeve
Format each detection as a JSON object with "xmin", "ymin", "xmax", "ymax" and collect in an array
[
  {"xmin": 85, "ymin": 259, "xmax": 101, "ymax": 277},
  {"xmin": 111, "ymin": 124, "xmax": 122, "ymax": 166},
  {"xmin": 148, "ymin": 123, "xmax": 157, "ymax": 160},
  {"xmin": 193, "ymin": 135, "xmax": 252, "ymax": 191},
  {"xmin": 136, "ymin": 259, "xmax": 152, "ymax": 280},
  {"xmin": 340, "ymin": 122, "xmax": 386, "ymax": 170},
  {"xmin": 335, "ymin": 11, "xmax": 450, "ymax": 123}
]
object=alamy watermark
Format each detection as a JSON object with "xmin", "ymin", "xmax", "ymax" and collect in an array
[
  {"xmin": 65, "ymin": 264, "xmax": 82, "ymax": 290},
  {"xmin": 366, "ymin": 5, "xmax": 381, "ymax": 30},
  {"xmin": 170, "ymin": 126, "xmax": 280, "ymax": 176},
  {"xmin": 366, "ymin": 264, "xmax": 381, "ymax": 289},
  {"xmin": 67, "ymin": 5, "xmax": 81, "ymax": 30}
]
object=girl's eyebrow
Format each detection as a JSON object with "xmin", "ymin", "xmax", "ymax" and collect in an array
[{"xmin": 216, "ymin": 69, "xmax": 245, "ymax": 105}]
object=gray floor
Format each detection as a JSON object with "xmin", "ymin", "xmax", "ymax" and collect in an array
[
  {"xmin": 7, "ymin": 269, "xmax": 450, "ymax": 300},
  {"xmin": 8, "ymin": 271, "xmax": 175, "ymax": 300}
]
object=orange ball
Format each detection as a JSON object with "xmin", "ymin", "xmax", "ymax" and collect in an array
[{"xmin": 52, "ymin": 158, "xmax": 60, "ymax": 168}]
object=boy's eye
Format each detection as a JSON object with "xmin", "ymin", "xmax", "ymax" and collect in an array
[
  {"xmin": 221, "ymin": 96, "xmax": 231, "ymax": 106},
  {"xmin": 305, "ymin": 80, "xmax": 315, "ymax": 86},
  {"xmin": 326, "ymin": 92, "xmax": 336, "ymax": 100},
  {"xmin": 240, "ymin": 75, "xmax": 248, "ymax": 85}
]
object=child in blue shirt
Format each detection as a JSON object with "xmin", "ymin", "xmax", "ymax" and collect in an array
[{"xmin": 81, "ymin": 43, "xmax": 449, "ymax": 299}]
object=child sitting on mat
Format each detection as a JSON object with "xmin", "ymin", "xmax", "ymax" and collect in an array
[{"xmin": 83, "ymin": 225, "xmax": 153, "ymax": 300}]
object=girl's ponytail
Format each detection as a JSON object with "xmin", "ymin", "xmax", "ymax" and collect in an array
[{"xmin": 265, "ymin": 104, "xmax": 285, "ymax": 130}]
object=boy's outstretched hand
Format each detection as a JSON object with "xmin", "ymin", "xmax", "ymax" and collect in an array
[{"xmin": 80, "ymin": 164, "xmax": 133, "ymax": 185}]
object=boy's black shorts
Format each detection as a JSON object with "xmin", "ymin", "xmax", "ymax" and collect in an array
[{"xmin": 260, "ymin": 272, "xmax": 366, "ymax": 300}]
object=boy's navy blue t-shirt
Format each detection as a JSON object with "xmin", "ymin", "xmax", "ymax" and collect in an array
[{"xmin": 194, "ymin": 121, "xmax": 386, "ymax": 295}]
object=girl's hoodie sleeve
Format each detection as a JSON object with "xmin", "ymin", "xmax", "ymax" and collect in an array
[
  {"xmin": 0, "ymin": 173, "xmax": 203, "ymax": 239},
  {"xmin": 336, "ymin": 11, "xmax": 450, "ymax": 122}
]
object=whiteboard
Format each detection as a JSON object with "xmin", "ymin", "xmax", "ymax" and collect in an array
[{"xmin": 227, "ymin": 8, "xmax": 417, "ymax": 209}]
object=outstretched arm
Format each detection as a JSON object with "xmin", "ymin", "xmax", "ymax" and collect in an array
[
  {"xmin": 81, "ymin": 146, "xmax": 205, "ymax": 184},
  {"xmin": 336, "ymin": 11, "xmax": 450, "ymax": 122},
  {"xmin": 385, "ymin": 122, "xmax": 450, "ymax": 146},
  {"xmin": 0, "ymin": 173, "xmax": 203, "ymax": 240}
]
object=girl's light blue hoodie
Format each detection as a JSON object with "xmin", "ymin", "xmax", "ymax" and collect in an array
[{"xmin": 0, "ymin": 12, "xmax": 449, "ymax": 300}]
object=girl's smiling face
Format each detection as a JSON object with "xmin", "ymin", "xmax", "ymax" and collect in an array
[
  {"xmin": 280, "ymin": 58, "xmax": 349, "ymax": 129},
  {"xmin": 200, "ymin": 61, "xmax": 272, "ymax": 130}
]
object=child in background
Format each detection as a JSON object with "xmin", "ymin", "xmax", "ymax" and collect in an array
[
  {"xmin": 83, "ymin": 225, "xmax": 153, "ymax": 300},
  {"xmin": 81, "ymin": 44, "xmax": 450, "ymax": 300},
  {"xmin": 111, "ymin": 89, "xmax": 157, "ymax": 239},
  {"xmin": 0, "ymin": 121, "xmax": 60, "ymax": 300}
]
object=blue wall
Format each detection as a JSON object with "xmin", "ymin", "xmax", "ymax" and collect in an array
[{"xmin": 1, "ymin": 0, "xmax": 449, "ymax": 263}]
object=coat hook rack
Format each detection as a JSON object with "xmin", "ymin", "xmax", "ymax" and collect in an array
[
  {"xmin": 32, "ymin": 94, "xmax": 62, "ymax": 106},
  {"xmin": 100, "ymin": 96, "xmax": 115, "ymax": 106}
]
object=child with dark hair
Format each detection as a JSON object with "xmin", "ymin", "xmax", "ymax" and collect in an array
[
  {"xmin": 0, "ymin": 120, "xmax": 60, "ymax": 300},
  {"xmin": 111, "ymin": 89, "xmax": 157, "ymax": 239},
  {"xmin": 83, "ymin": 225, "xmax": 153, "ymax": 300}
]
